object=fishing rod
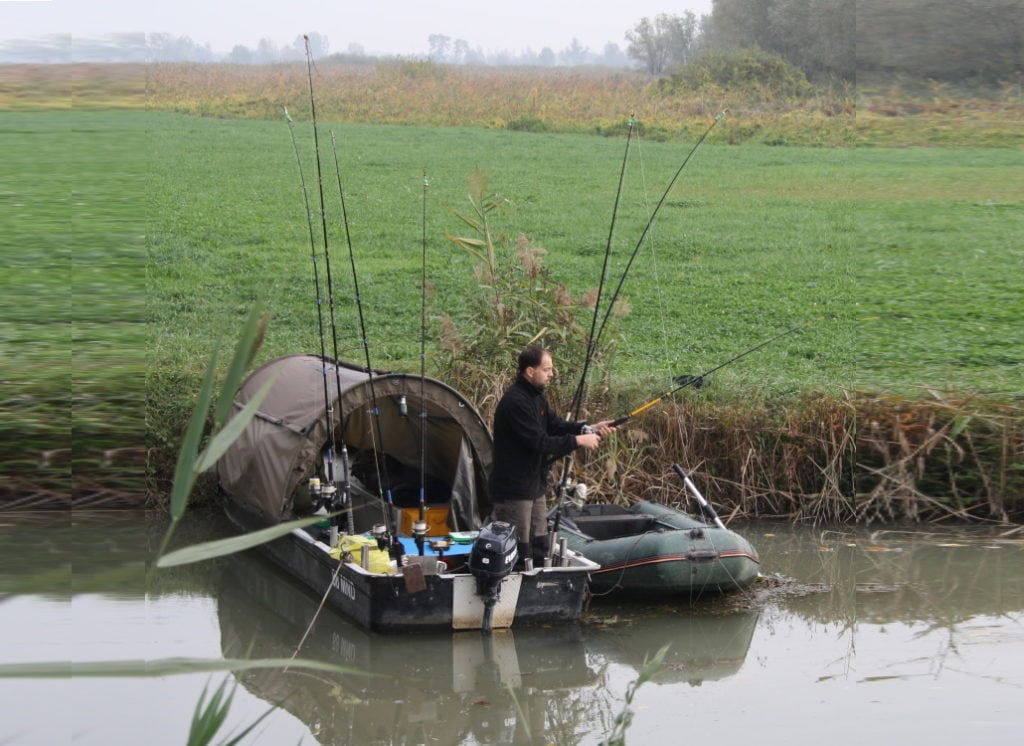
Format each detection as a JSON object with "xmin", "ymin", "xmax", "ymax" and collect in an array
[
  {"xmin": 568, "ymin": 112, "xmax": 636, "ymax": 421},
  {"xmin": 327, "ymin": 128, "xmax": 403, "ymax": 558},
  {"xmin": 589, "ymin": 110, "xmax": 727, "ymax": 358},
  {"xmin": 610, "ymin": 319, "xmax": 816, "ymax": 428},
  {"xmin": 301, "ymin": 35, "xmax": 353, "ymax": 539},
  {"xmin": 415, "ymin": 171, "xmax": 430, "ymax": 555},
  {"xmin": 552, "ymin": 112, "xmax": 724, "ymax": 552},
  {"xmin": 283, "ymin": 105, "xmax": 344, "ymax": 533},
  {"xmin": 548, "ymin": 114, "xmax": 636, "ymax": 562}
]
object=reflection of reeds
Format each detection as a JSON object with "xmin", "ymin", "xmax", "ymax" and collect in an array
[{"xmin": 565, "ymin": 393, "xmax": 1022, "ymax": 524}]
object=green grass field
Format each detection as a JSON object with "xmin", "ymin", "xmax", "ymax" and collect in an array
[
  {"xmin": 2, "ymin": 108, "xmax": 1021, "ymax": 509},
  {"xmin": 137, "ymin": 111, "xmax": 1022, "ymax": 395}
]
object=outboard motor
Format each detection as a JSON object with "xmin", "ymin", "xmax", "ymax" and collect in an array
[{"xmin": 468, "ymin": 521, "xmax": 519, "ymax": 633}]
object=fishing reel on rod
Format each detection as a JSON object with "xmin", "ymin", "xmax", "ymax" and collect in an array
[{"xmin": 306, "ymin": 445, "xmax": 356, "ymax": 545}]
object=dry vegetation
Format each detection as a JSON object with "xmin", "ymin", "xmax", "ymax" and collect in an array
[{"xmin": 4, "ymin": 61, "xmax": 1021, "ymax": 146}]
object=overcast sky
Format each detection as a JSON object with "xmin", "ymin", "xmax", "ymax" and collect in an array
[{"xmin": 3, "ymin": 0, "xmax": 713, "ymax": 55}]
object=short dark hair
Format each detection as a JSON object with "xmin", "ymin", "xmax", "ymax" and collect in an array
[{"xmin": 518, "ymin": 345, "xmax": 548, "ymax": 374}]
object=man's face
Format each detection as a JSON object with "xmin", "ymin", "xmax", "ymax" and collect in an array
[{"xmin": 525, "ymin": 352, "xmax": 555, "ymax": 389}]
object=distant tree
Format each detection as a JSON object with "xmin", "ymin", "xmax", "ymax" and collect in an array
[
  {"xmin": 304, "ymin": 32, "xmax": 330, "ymax": 58},
  {"xmin": 602, "ymin": 42, "xmax": 629, "ymax": 67},
  {"xmin": 626, "ymin": 12, "xmax": 698, "ymax": 74},
  {"xmin": 253, "ymin": 38, "xmax": 278, "ymax": 64},
  {"xmin": 345, "ymin": 42, "xmax": 366, "ymax": 57},
  {"xmin": 560, "ymin": 37, "xmax": 590, "ymax": 65},
  {"xmin": 462, "ymin": 45, "xmax": 486, "ymax": 65},
  {"xmin": 855, "ymin": 0, "xmax": 1023, "ymax": 84},
  {"xmin": 225, "ymin": 44, "xmax": 253, "ymax": 64},
  {"xmin": 0, "ymin": 34, "xmax": 72, "ymax": 63},
  {"xmin": 428, "ymin": 34, "xmax": 452, "ymax": 61},
  {"xmin": 146, "ymin": 33, "xmax": 215, "ymax": 62},
  {"xmin": 452, "ymin": 38, "xmax": 471, "ymax": 64},
  {"xmin": 538, "ymin": 47, "xmax": 557, "ymax": 66},
  {"xmin": 702, "ymin": 0, "xmax": 854, "ymax": 81}
]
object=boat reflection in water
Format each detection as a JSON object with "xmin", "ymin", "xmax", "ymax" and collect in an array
[
  {"xmin": 583, "ymin": 601, "xmax": 759, "ymax": 687},
  {"xmin": 217, "ymin": 550, "xmax": 600, "ymax": 744},
  {"xmin": 217, "ymin": 549, "xmax": 761, "ymax": 743}
]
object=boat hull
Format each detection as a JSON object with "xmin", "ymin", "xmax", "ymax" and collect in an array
[
  {"xmin": 555, "ymin": 501, "xmax": 760, "ymax": 596},
  {"xmin": 224, "ymin": 502, "xmax": 597, "ymax": 633}
]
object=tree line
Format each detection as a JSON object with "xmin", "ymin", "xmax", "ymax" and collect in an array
[
  {"xmin": 630, "ymin": 0, "xmax": 1023, "ymax": 85},
  {"xmin": 3, "ymin": 1, "xmax": 1020, "ymax": 86}
]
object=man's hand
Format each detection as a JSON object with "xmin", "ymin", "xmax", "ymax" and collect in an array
[
  {"xmin": 590, "ymin": 419, "xmax": 617, "ymax": 436},
  {"xmin": 575, "ymin": 432, "xmax": 601, "ymax": 450}
]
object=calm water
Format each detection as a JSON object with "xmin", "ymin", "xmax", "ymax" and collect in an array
[{"xmin": 3, "ymin": 511, "xmax": 1023, "ymax": 745}]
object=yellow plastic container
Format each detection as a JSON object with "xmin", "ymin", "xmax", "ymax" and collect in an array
[{"xmin": 330, "ymin": 534, "xmax": 392, "ymax": 574}]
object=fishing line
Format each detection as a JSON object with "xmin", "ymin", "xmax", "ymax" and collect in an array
[
  {"xmin": 283, "ymin": 105, "xmax": 339, "ymax": 491},
  {"xmin": 327, "ymin": 128, "xmax": 400, "ymax": 545},
  {"xmin": 610, "ymin": 318, "xmax": 818, "ymax": 428},
  {"xmin": 553, "ymin": 114, "xmax": 636, "ymax": 547},
  {"xmin": 591, "ymin": 110, "xmax": 727, "ymax": 361},
  {"xmin": 632, "ymin": 122, "xmax": 674, "ymax": 375},
  {"xmin": 302, "ymin": 35, "xmax": 353, "ymax": 536},
  {"xmin": 569, "ymin": 112, "xmax": 636, "ymax": 420}
]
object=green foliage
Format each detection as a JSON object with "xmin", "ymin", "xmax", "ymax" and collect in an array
[
  {"xmin": 664, "ymin": 49, "xmax": 818, "ymax": 99},
  {"xmin": 506, "ymin": 115, "xmax": 551, "ymax": 133},
  {"xmin": 8, "ymin": 110, "xmax": 1019, "ymax": 513},
  {"xmin": 187, "ymin": 677, "xmax": 275, "ymax": 746},
  {"xmin": 435, "ymin": 169, "xmax": 621, "ymax": 408},
  {"xmin": 155, "ymin": 306, "xmax": 274, "ymax": 562},
  {"xmin": 856, "ymin": 0, "xmax": 1024, "ymax": 85},
  {"xmin": 701, "ymin": 0, "xmax": 857, "ymax": 82},
  {"xmin": 626, "ymin": 12, "xmax": 699, "ymax": 75}
]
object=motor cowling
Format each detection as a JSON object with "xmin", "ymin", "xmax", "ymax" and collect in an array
[{"xmin": 468, "ymin": 521, "xmax": 519, "ymax": 581}]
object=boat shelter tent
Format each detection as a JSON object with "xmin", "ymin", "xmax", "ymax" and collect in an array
[{"xmin": 216, "ymin": 355, "xmax": 494, "ymax": 532}]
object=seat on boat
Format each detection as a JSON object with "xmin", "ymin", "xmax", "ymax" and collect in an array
[{"xmin": 564, "ymin": 512, "xmax": 656, "ymax": 541}]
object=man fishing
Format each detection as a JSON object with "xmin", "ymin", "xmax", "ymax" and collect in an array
[{"xmin": 488, "ymin": 345, "xmax": 616, "ymax": 567}]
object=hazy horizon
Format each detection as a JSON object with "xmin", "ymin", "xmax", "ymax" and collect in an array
[{"xmin": 2, "ymin": 0, "xmax": 713, "ymax": 57}]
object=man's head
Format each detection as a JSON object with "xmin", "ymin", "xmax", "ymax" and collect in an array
[{"xmin": 518, "ymin": 345, "xmax": 554, "ymax": 389}]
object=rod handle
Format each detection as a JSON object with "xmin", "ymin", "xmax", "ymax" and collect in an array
[{"xmin": 610, "ymin": 414, "xmax": 631, "ymax": 428}]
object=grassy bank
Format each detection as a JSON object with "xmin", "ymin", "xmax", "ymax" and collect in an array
[{"xmin": 2, "ymin": 106, "xmax": 1021, "ymax": 519}]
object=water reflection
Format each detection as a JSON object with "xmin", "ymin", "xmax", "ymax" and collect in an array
[
  {"xmin": 749, "ymin": 524, "xmax": 1024, "ymax": 627},
  {"xmin": 218, "ymin": 550, "xmax": 603, "ymax": 744},
  {"xmin": 217, "ymin": 548, "xmax": 762, "ymax": 744},
  {"xmin": 582, "ymin": 605, "xmax": 758, "ymax": 687},
  {"xmin": 6, "ymin": 515, "xmax": 1021, "ymax": 745}
]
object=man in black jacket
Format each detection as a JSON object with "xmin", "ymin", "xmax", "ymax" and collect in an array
[{"xmin": 488, "ymin": 346, "xmax": 615, "ymax": 566}]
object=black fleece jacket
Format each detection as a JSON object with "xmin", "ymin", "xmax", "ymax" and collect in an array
[{"xmin": 488, "ymin": 376, "xmax": 585, "ymax": 502}]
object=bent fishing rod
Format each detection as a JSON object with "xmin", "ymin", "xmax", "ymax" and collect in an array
[
  {"xmin": 568, "ymin": 112, "xmax": 636, "ymax": 422},
  {"xmin": 610, "ymin": 319, "xmax": 816, "ymax": 428},
  {"xmin": 555, "ymin": 111, "xmax": 726, "ymax": 541},
  {"xmin": 549, "ymin": 114, "xmax": 636, "ymax": 554},
  {"xmin": 589, "ymin": 110, "xmax": 727, "ymax": 361}
]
